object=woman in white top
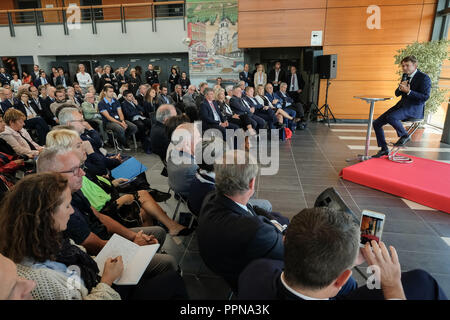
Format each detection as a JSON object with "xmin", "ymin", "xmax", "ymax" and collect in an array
[
  {"xmin": 254, "ymin": 85, "xmax": 297, "ymax": 125},
  {"xmin": 10, "ymin": 73, "xmax": 22, "ymax": 93},
  {"xmin": 253, "ymin": 64, "xmax": 267, "ymax": 88}
]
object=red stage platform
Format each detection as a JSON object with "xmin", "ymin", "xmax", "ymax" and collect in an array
[{"xmin": 340, "ymin": 154, "xmax": 450, "ymax": 214}]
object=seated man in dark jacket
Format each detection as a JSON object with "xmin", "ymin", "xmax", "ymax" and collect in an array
[
  {"xmin": 238, "ymin": 207, "xmax": 447, "ymax": 301},
  {"xmin": 229, "ymin": 86, "xmax": 266, "ymax": 132},
  {"xmin": 151, "ymin": 104, "xmax": 177, "ymax": 163},
  {"xmin": 197, "ymin": 149, "xmax": 288, "ymax": 292},
  {"xmin": 121, "ymin": 90, "xmax": 152, "ymax": 154},
  {"xmin": 243, "ymin": 86, "xmax": 281, "ymax": 129}
]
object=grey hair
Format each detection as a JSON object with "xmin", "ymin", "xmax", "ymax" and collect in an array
[
  {"xmin": 214, "ymin": 150, "xmax": 259, "ymax": 196},
  {"xmin": 156, "ymin": 104, "xmax": 175, "ymax": 123},
  {"xmin": 225, "ymin": 85, "xmax": 233, "ymax": 93},
  {"xmin": 36, "ymin": 147, "xmax": 71, "ymax": 173},
  {"xmin": 58, "ymin": 107, "xmax": 80, "ymax": 125}
]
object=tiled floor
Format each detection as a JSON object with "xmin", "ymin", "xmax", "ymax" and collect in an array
[{"xmin": 128, "ymin": 121, "xmax": 450, "ymax": 299}]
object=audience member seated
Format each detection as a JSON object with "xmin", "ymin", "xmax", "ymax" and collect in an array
[
  {"xmin": 182, "ymin": 84, "xmax": 198, "ymax": 109},
  {"xmin": 33, "ymin": 70, "xmax": 50, "ymax": 87},
  {"xmin": 166, "ymin": 122, "xmax": 200, "ymax": 198},
  {"xmin": 127, "ymin": 68, "xmax": 141, "ymax": 97},
  {"xmin": 170, "ymin": 84, "xmax": 185, "ymax": 112},
  {"xmin": 0, "ymin": 89, "xmax": 16, "ymax": 114},
  {"xmin": 14, "ymin": 90, "xmax": 49, "ymax": 145},
  {"xmin": 50, "ymin": 88, "xmax": 78, "ymax": 116},
  {"xmin": 188, "ymin": 139, "xmax": 273, "ymax": 216},
  {"xmin": 81, "ymin": 92, "xmax": 108, "ymax": 143},
  {"xmin": 197, "ymin": 150, "xmax": 288, "ymax": 291},
  {"xmin": 0, "ymin": 172, "xmax": 188, "ymax": 300},
  {"xmin": 238, "ymin": 207, "xmax": 447, "ymax": 300},
  {"xmin": 0, "ymin": 68, "xmax": 13, "ymax": 87},
  {"xmin": 67, "ymin": 86, "xmax": 82, "ymax": 107},
  {"xmin": 265, "ymin": 83, "xmax": 298, "ymax": 131},
  {"xmin": 143, "ymin": 87, "xmax": 159, "ymax": 117},
  {"xmin": 199, "ymin": 88, "xmax": 239, "ymax": 140},
  {"xmin": 28, "ymin": 85, "xmax": 55, "ymax": 127},
  {"xmin": 276, "ymin": 82, "xmax": 306, "ymax": 129},
  {"xmin": 195, "ymin": 82, "xmax": 208, "ymax": 108},
  {"xmin": 136, "ymin": 84, "xmax": 149, "ymax": 107},
  {"xmin": 179, "ymin": 72, "xmax": 190, "ymax": 94},
  {"xmin": 216, "ymin": 88, "xmax": 255, "ymax": 135},
  {"xmin": 0, "ymin": 109, "xmax": 43, "ymax": 159},
  {"xmin": 156, "ymin": 85, "xmax": 174, "ymax": 106},
  {"xmin": 254, "ymin": 85, "xmax": 295, "ymax": 128},
  {"xmin": 100, "ymin": 65, "xmax": 119, "ymax": 94},
  {"xmin": 151, "ymin": 104, "xmax": 177, "ymax": 163},
  {"xmin": 45, "ymin": 129, "xmax": 190, "ymax": 237},
  {"xmin": 121, "ymin": 90, "xmax": 152, "ymax": 154},
  {"xmin": 229, "ymin": 86, "xmax": 266, "ymax": 132},
  {"xmin": 36, "ymin": 149, "xmax": 178, "ymax": 278},
  {"xmin": 243, "ymin": 86, "xmax": 281, "ymax": 129},
  {"xmin": 98, "ymin": 85, "xmax": 137, "ymax": 151}
]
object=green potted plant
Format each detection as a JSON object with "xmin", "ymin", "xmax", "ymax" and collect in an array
[{"xmin": 394, "ymin": 40, "xmax": 449, "ymax": 141}]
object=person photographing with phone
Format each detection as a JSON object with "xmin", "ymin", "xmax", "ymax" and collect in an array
[{"xmin": 372, "ymin": 56, "xmax": 431, "ymax": 158}]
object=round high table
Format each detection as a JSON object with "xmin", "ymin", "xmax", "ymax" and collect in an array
[{"xmin": 346, "ymin": 95, "xmax": 393, "ymax": 162}]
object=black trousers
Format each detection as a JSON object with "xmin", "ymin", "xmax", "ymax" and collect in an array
[{"xmin": 132, "ymin": 118, "xmax": 152, "ymax": 151}]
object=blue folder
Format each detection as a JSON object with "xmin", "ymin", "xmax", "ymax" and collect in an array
[{"xmin": 111, "ymin": 157, "xmax": 147, "ymax": 180}]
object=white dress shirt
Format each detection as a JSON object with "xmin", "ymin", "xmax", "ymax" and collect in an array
[{"xmin": 76, "ymin": 72, "xmax": 93, "ymax": 88}]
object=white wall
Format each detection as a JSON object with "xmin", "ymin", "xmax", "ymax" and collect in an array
[{"xmin": 0, "ymin": 18, "xmax": 188, "ymax": 57}]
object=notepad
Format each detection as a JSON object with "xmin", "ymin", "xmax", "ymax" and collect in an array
[
  {"xmin": 94, "ymin": 233, "xmax": 160, "ymax": 285},
  {"xmin": 111, "ymin": 157, "xmax": 147, "ymax": 180}
]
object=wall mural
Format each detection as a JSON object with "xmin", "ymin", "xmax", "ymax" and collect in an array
[{"xmin": 186, "ymin": 0, "xmax": 244, "ymax": 86}]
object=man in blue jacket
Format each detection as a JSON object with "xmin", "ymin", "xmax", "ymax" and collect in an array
[{"xmin": 372, "ymin": 56, "xmax": 431, "ymax": 158}]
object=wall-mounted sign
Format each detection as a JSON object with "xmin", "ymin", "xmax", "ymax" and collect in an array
[{"xmin": 311, "ymin": 31, "xmax": 323, "ymax": 46}]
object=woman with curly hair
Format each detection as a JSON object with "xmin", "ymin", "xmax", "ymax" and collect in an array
[{"xmin": 0, "ymin": 172, "xmax": 188, "ymax": 300}]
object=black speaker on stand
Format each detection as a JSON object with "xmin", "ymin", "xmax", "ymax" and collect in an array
[{"xmin": 314, "ymin": 54, "xmax": 338, "ymax": 127}]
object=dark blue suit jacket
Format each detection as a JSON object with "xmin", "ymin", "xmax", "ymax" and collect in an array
[
  {"xmin": 393, "ymin": 69, "xmax": 431, "ymax": 119},
  {"xmin": 121, "ymin": 100, "xmax": 145, "ymax": 121},
  {"xmin": 0, "ymin": 73, "xmax": 12, "ymax": 86},
  {"xmin": 275, "ymin": 91, "xmax": 294, "ymax": 108},
  {"xmin": 265, "ymin": 92, "xmax": 282, "ymax": 108},
  {"xmin": 199, "ymin": 100, "xmax": 224, "ymax": 127},
  {"xmin": 187, "ymin": 170, "xmax": 215, "ymax": 216},
  {"xmin": 239, "ymin": 71, "xmax": 251, "ymax": 86},
  {"xmin": 229, "ymin": 96, "xmax": 251, "ymax": 115},
  {"xmin": 33, "ymin": 76, "xmax": 50, "ymax": 87},
  {"xmin": 197, "ymin": 191, "xmax": 284, "ymax": 291}
]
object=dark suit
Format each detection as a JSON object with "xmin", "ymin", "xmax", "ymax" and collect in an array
[
  {"xmin": 31, "ymin": 97, "xmax": 57, "ymax": 126},
  {"xmin": 156, "ymin": 94, "xmax": 174, "ymax": 106},
  {"xmin": 197, "ymin": 191, "xmax": 285, "ymax": 291},
  {"xmin": 33, "ymin": 76, "xmax": 50, "ymax": 87},
  {"xmin": 0, "ymin": 73, "xmax": 12, "ymax": 86},
  {"xmin": 93, "ymin": 73, "xmax": 103, "ymax": 93},
  {"xmin": 145, "ymin": 70, "xmax": 159, "ymax": 86},
  {"xmin": 55, "ymin": 74, "xmax": 72, "ymax": 88},
  {"xmin": 229, "ymin": 96, "xmax": 266, "ymax": 131},
  {"xmin": 199, "ymin": 100, "xmax": 238, "ymax": 139},
  {"xmin": 100, "ymin": 73, "xmax": 119, "ymax": 93},
  {"xmin": 168, "ymin": 74, "xmax": 180, "ymax": 93},
  {"xmin": 268, "ymin": 69, "xmax": 287, "ymax": 92},
  {"xmin": 239, "ymin": 71, "xmax": 252, "ymax": 87},
  {"xmin": 170, "ymin": 92, "xmax": 185, "ymax": 112},
  {"xmin": 14, "ymin": 101, "xmax": 50, "ymax": 145},
  {"xmin": 243, "ymin": 95, "xmax": 277, "ymax": 129},
  {"xmin": 373, "ymin": 69, "xmax": 431, "ymax": 148}
]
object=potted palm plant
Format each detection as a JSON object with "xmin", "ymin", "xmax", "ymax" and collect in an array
[{"xmin": 394, "ymin": 40, "xmax": 449, "ymax": 141}]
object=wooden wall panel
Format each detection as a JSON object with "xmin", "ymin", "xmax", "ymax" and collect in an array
[
  {"xmin": 418, "ymin": 3, "xmax": 437, "ymax": 42},
  {"xmin": 238, "ymin": 9, "xmax": 326, "ymax": 48},
  {"xmin": 239, "ymin": 0, "xmax": 326, "ymax": 11},
  {"xmin": 323, "ymin": 45, "xmax": 402, "ymax": 81},
  {"xmin": 327, "ymin": 0, "xmax": 423, "ymax": 7},
  {"xmin": 102, "ymin": 0, "xmax": 153, "ymax": 20},
  {"xmin": 324, "ymin": 5, "xmax": 423, "ymax": 45},
  {"xmin": 318, "ymin": 79, "xmax": 401, "ymax": 119}
]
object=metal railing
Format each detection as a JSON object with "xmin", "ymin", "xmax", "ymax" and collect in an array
[{"xmin": 0, "ymin": 1, "xmax": 185, "ymax": 37}]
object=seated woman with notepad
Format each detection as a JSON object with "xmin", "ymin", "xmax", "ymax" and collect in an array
[
  {"xmin": 0, "ymin": 173, "xmax": 188, "ymax": 300},
  {"xmin": 46, "ymin": 128, "xmax": 192, "ymax": 237}
]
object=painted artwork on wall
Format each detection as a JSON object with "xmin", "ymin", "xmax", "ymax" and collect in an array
[{"xmin": 186, "ymin": 0, "xmax": 244, "ymax": 86}]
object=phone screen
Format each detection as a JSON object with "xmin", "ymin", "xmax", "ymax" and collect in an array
[{"xmin": 359, "ymin": 210, "xmax": 385, "ymax": 247}]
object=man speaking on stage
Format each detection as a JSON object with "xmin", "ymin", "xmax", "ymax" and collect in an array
[{"xmin": 372, "ymin": 56, "xmax": 431, "ymax": 158}]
